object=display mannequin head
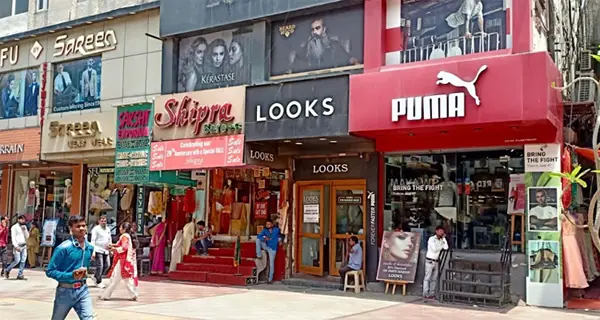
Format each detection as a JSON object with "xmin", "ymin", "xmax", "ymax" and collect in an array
[
  {"xmin": 227, "ymin": 179, "xmax": 232, "ymax": 187},
  {"xmin": 29, "ymin": 181, "xmax": 36, "ymax": 189},
  {"xmin": 65, "ymin": 179, "xmax": 72, "ymax": 187}
]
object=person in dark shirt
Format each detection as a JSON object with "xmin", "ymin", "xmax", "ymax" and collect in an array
[{"xmin": 46, "ymin": 215, "xmax": 95, "ymax": 320}]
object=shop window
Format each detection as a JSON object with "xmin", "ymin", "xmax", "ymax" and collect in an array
[
  {"xmin": 0, "ymin": 0, "xmax": 28, "ymax": 19},
  {"xmin": 397, "ymin": 0, "xmax": 509, "ymax": 65},
  {"xmin": 383, "ymin": 150, "xmax": 524, "ymax": 251},
  {"xmin": 37, "ymin": 0, "xmax": 48, "ymax": 11},
  {"xmin": 52, "ymin": 56, "xmax": 101, "ymax": 113},
  {"xmin": 85, "ymin": 167, "xmax": 134, "ymax": 236},
  {"xmin": 0, "ymin": 68, "xmax": 40, "ymax": 119}
]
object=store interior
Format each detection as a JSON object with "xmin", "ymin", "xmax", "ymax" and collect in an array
[{"xmin": 384, "ymin": 149, "xmax": 525, "ymax": 252}]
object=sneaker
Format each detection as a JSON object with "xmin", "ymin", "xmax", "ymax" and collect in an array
[
  {"xmin": 97, "ymin": 283, "xmax": 106, "ymax": 289},
  {"xmin": 4, "ymin": 271, "xmax": 9, "ymax": 279},
  {"xmin": 131, "ymin": 295, "xmax": 138, "ymax": 301},
  {"xmin": 200, "ymin": 253, "xmax": 209, "ymax": 257},
  {"xmin": 16, "ymin": 275, "xmax": 27, "ymax": 280}
]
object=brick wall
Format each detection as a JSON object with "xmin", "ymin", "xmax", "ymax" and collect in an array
[{"xmin": 0, "ymin": 128, "xmax": 41, "ymax": 162}]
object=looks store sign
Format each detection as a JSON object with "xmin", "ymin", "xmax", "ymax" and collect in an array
[{"xmin": 153, "ymin": 87, "xmax": 246, "ymax": 141}]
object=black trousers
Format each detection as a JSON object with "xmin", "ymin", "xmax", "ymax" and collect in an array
[
  {"xmin": 339, "ymin": 266, "xmax": 358, "ymax": 285},
  {"xmin": 0, "ymin": 246, "xmax": 7, "ymax": 273},
  {"xmin": 94, "ymin": 253, "xmax": 110, "ymax": 283}
]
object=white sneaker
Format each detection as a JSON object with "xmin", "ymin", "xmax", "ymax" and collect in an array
[{"xmin": 97, "ymin": 283, "xmax": 106, "ymax": 288}]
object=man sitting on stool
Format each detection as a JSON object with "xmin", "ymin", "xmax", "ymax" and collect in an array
[
  {"xmin": 194, "ymin": 221, "xmax": 212, "ymax": 256},
  {"xmin": 339, "ymin": 235, "xmax": 362, "ymax": 290},
  {"xmin": 255, "ymin": 219, "xmax": 280, "ymax": 284}
]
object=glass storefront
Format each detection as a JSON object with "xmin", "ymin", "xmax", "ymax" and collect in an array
[
  {"xmin": 384, "ymin": 149, "xmax": 524, "ymax": 251},
  {"xmin": 85, "ymin": 167, "xmax": 134, "ymax": 235}
]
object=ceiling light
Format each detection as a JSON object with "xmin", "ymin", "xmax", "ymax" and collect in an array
[
  {"xmin": 22, "ymin": 163, "xmax": 30, "ymax": 167},
  {"xmin": 295, "ymin": 142, "xmax": 303, "ymax": 145},
  {"xmin": 283, "ymin": 140, "xmax": 291, "ymax": 143},
  {"xmin": 319, "ymin": 138, "xmax": 327, "ymax": 141},
  {"xmin": 408, "ymin": 133, "xmax": 415, "ymax": 137},
  {"xmin": 329, "ymin": 140, "xmax": 337, "ymax": 144},
  {"xmin": 107, "ymin": 16, "xmax": 114, "ymax": 20}
]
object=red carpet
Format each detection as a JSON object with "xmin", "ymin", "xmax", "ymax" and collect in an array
[{"xmin": 567, "ymin": 298, "xmax": 600, "ymax": 310}]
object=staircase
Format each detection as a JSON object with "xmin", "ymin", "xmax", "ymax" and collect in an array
[
  {"xmin": 168, "ymin": 241, "xmax": 285, "ymax": 286},
  {"xmin": 438, "ymin": 229, "xmax": 512, "ymax": 307}
]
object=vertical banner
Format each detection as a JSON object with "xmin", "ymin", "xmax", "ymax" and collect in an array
[
  {"xmin": 136, "ymin": 186, "xmax": 146, "ymax": 234},
  {"xmin": 524, "ymin": 143, "xmax": 563, "ymax": 308},
  {"xmin": 114, "ymin": 103, "xmax": 153, "ymax": 184}
]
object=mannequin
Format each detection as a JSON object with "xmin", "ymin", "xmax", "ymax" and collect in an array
[{"xmin": 24, "ymin": 181, "xmax": 40, "ymax": 214}]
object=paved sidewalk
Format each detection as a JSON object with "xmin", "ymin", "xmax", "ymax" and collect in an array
[{"xmin": 0, "ymin": 270, "xmax": 596, "ymax": 319}]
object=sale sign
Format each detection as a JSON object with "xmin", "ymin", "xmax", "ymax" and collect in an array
[{"xmin": 150, "ymin": 134, "xmax": 244, "ymax": 171}]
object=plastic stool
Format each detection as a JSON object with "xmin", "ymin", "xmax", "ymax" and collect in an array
[{"xmin": 343, "ymin": 270, "xmax": 366, "ymax": 293}]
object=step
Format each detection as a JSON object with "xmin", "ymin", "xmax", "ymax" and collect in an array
[
  {"xmin": 442, "ymin": 279, "xmax": 503, "ymax": 287},
  {"xmin": 183, "ymin": 255, "xmax": 256, "ymax": 267},
  {"xmin": 169, "ymin": 271, "xmax": 208, "ymax": 282},
  {"xmin": 208, "ymin": 247, "xmax": 256, "ymax": 258},
  {"xmin": 440, "ymin": 290, "xmax": 502, "ymax": 299},
  {"xmin": 207, "ymin": 273, "xmax": 256, "ymax": 286},
  {"xmin": 446, "ymin": 269, "xmax": 503, "ymax": 275},
  {"xmin": 177, "ymin": 262, "xmax": 256, "ymax": 276}
]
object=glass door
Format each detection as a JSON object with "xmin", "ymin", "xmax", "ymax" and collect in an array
[
  {"xmin": 330, "ymin": 184, "xmax": 366, "ymax": 276},
  {"xmin": 298, "ymin": 185, "xmax": 325, "ymax": 276}
]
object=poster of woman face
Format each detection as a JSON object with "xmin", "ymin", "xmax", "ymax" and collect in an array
[
  {"xmin": 401, "ymin": 0, "xmax": 508, "ymax": 64},
  {"xmin": 270, "ymin": 6, "xmax": 364, "ymax": 77},
  {"xmin": 527, "ymin": 187, "xmax": 559, "ymax": 232},
  {"xmin": 528, "ymin": 240, "xmax": 560, "ymax": 284},
  {"xmin": 376, "ymin": 231, "xmax": 421, "ymax": 283},
  {"xmin": 178, "ymin": 27, "xmax": 252, "ymax": 92},
  {"xmin": 0, "ymin": 68, "xmax": 39, "ymax": 119}
]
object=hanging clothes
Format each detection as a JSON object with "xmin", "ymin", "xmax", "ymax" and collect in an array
[
  {"xmin": 193, "ymin": 189, "xmax": 206, "ymax": 222},
  {"xmin": 148, "ymin": 191, "xmax": 163, "ymax": 215},
  {"xmin": 182, "ymin": 221, "xmax": 195, "ymax": 256},
  {"xmin": 183, "ymin": 188, "xmax": 196, "ymax": 214},
  {"xmin": 562, "ymin": 216, "xmax": 589, "ymax": 288},
  {"xmin": 169, "ymin": 230, "xmax": 184, "ymax": 272}
]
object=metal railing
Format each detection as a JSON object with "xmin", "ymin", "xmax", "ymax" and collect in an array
[{"xmin": 402, "ymin": 32, "xmax": 501, "ymax": 64}]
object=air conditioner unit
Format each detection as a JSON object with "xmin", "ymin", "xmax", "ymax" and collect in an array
[
  {"xmin": 573, "ymin": 71, "xmax": 597, "ymax": 103},
  {"xmin": 580, "ymin": 50, "xmax": 592, "ymax": 71}
]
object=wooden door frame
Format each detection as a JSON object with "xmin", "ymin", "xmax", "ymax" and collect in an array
[
  {"xmin": 295, "ymin": 179, "xmax": 367, "ymax": 276},
  {"xmin": 296, "ymin": 184, "xmax": 326, "ymax": 275}
]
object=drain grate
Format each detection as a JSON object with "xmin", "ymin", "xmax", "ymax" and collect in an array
[{"xmin": 0, "ymin": 302, "xmax": 15, "ymax": 306}]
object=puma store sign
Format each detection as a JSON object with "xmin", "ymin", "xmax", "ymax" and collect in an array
[
  {"xmin": 255, "ymin": 98, "xmax": 334, "ymax": 122},
  {"xmin": 392, "ymin": 65, "xmax": 488, "ymax": 121},
  {"xmin": 245, "ymin": 75, "xmax": 349, "ymax": 142}
]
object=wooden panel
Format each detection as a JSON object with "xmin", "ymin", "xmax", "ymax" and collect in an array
[
  {"xmin": 0, "ymin": 167, "xmax": 10, "ymax": 216},
  {"xmin": 70, "ymin": 164, "xmax": 83, "ymax": 216}
]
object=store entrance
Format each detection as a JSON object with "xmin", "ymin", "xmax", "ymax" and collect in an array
[{"xmin": 297, "ymin": 180, "xmax": 366, "ymax": 277}]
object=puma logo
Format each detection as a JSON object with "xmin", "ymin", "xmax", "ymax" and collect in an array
[{"xmin": 436, "ymin": 65, "xmax": 488, "ymax": 106}]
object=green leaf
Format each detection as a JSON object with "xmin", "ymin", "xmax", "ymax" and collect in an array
[
  {"xmin": 578, "ymin": 179, "xmax": 588, "ymax": 188},
  {"xmin": 537, "ymin": 172, "xmax": 553, "ymax": 186},
  {"xmin": 549, "ymin": 172, "xmax": 568, "ymax": 179},
  {"xmin": 572, "ymin": 165, "xmax": 582, "ymax": 177},
  {"xmin": 576, "ymin": 168, "xmax": 591, "ymax": 180}
]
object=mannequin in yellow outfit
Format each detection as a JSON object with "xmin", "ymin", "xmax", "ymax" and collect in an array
[{"xmin": 27, "ymin": 222, "xmax": 40, "ymax": 267}]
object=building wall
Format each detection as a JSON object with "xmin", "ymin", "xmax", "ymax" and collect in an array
[
  {"xmin": 0, "ymin": 0, "xmax": 158, "ymax": 38},
  {"xmin": 0, "ymin": 9, "xmax": 161, "ymax": 132}
]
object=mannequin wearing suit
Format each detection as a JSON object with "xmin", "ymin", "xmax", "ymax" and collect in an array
[{"xmin": 80, "ymin": 58, "xmax": 98, "ymax": 102}]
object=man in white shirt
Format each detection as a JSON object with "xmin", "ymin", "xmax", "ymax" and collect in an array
[
  {"xmin": 423, "ymin": 226, "xmax": 449, "ymax": 299},
  {"xmin": 91, "ymin": 216, "xmax": 112, "ymax": 288},
  {"xmin": 54, "ymin": 64, "xmax": 72, "ymax": 94},
  {"xmin": 529, "ymin": 189, "xmax": 558, "ymax": 230},
  {"xmin": 4, "ymin": 215, "xmax": 29, "ymax": 280}
]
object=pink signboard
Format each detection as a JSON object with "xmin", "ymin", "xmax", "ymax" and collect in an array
[{"xmin": 150, "ymin": 134, "xmax": 244, "ymax": 171}]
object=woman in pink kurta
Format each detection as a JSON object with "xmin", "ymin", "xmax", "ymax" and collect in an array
[{"xmin": 150, "ymin": 220, "xmax": 167, "ymax": 274}]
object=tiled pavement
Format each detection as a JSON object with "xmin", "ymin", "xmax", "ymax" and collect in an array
[{"xmin": 0, "ymin": 270, "xmax": 597, "ymax": 319}]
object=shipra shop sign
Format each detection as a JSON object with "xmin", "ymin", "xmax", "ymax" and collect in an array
[
  {"xmin": 392, "ymin": 65, "xmax": 488, "ymax": 121},
  {"xmin": 115, "ymin": 104, "xmax": 153, "ymax": 184},
  {"xmin": 54, "ymin": 30, "xmax": 118, "ymax": 57}
]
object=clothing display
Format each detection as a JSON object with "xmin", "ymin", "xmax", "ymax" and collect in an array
[
  {"xmin": 562, "ymin": 216, "xmax": 589, "ymax": 289},
  {"xmin": 193, "ymin": 189, "xmax": 206, "ymax": 221},
  {"xmin": 150, "ymin": 221, "xmax": 167, "ymax": 274},
  {"xmin": 183, "ymin": 188, "xmax": 196, "ymax": 213},
  {"xmin": 170, "ymin": 230, "xmax": 184, "ymax": 272},
  {"xmin": 120, "ymin": 186, "xmax": 133, "ymax": 211},
  {"xmin": 182, "ymin": 222, "xmax": 195, "ymax": 256},
  {"xmin": 148, "ymin": 191, "xmax": 164, "ymax": 215}
]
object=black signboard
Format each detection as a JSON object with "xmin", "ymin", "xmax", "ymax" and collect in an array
[{"xmin": 245, "ymin": 75, "xmax": 349, "ymax": 142}]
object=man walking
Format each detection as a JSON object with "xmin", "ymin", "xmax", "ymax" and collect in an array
[
  {"xmin": 423, "ymin": 226, "xmax": 449, "ymax": 300},
  {"xmin": 47, "ymin": 215, "xmax": 95, "ymax": 320},
  {"xmin": 338, "ymin": 235, "xmax": 363, "ymax": 290},
  {"xmin": 90, "ymin": 215, "xmax": 111, "ymax": 288},
  {"xmin": 5, "ymin": 215, "xmax": 29, "ymax": 280},
  {"xmin": 255, "ymin": 219, "xmax": 280, "ymax": 284},
  {"xmin": 0, "ymin": 216, "xmax": 8, "ymax": 277}
]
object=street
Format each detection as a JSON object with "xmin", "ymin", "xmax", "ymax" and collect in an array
[{"xmin": 0, "ymin": 270, "xmax": 596, "ymax": 320}]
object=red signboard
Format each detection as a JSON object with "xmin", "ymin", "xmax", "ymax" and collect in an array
[
  {"xmin": 149, "ymin": 134, "xmax": 244, "ymax": 171},
  {"xmin": 254, "ymin": 201, "xmax": 268, "ymax": 219}
]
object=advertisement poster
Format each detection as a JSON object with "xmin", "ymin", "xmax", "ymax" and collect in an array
[
  {"xmin": 303, "ymin": 204, "xmax": 319, "ymax": 223},
  {"xmin": 41, "ymin": 218, "xmax": 59, "ymax": 247},
  {"xmin": 149, "ymin": 134, "xmax": 244, "ymax": 171},
  {"xmin": 270, "ymin": 6, "xmax": 364, "ymax": 77},
  {"xmin": 528, "ymin": 240, "xmax": 560, "ymax": 284},
  {"xmin": 508, "ymin": 174, "xmax": 526, "ymax": 214},
  {"xmin": 254, "ymin": 201, "xmax": 268, "ymax": 219},
  {"xmin": 400, "ymin": 0, "xmax": 508, "ymax": 63},
  {"xmin": 53, "ymin": 56, "xmax": 102, "ymax": 112},
  {"xmin": 524, "ymin": 144, "xmax": 560, "ymax": 173},
  {"xmin": 114, "ymin": 103, "xmax": 153, "ymax": 184},
  {"xmin": 527, "ymin": 187, "xmax": 559, "ymax": 232},
  {"xmin": 0, "ymin": 68, "xmax": 39, "ymax": 119},
  {"xmin": 178, "ymin": 27, "xmax": 253, "ymax": 92},
  {"xmin": 376, "ymin": 231, "xmax": 422, "ymax": 283}
]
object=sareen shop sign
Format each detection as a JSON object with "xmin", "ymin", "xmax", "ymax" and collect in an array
[
  {"xmin": 153, "ymin": 87, "xmax": 246, "ymax": 141},
  {"xmin": 149, "ymin": 134, "xmax": 244, "ymax": 171}
]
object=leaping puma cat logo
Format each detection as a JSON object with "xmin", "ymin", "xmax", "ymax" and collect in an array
[{"xmin": 436, "ymin": 65, "xmax": 488, "ymax": 106}]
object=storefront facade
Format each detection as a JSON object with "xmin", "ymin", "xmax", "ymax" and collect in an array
[{"xmin": 353, "ymin": 0, "xmax": 563, "ymax": 305}]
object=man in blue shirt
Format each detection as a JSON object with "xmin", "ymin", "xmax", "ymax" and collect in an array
[
  {"xmin": 46, "ymin": 215, "xmax": 95, "ymax": 320},
  {"xmin": 255, "ymin": 219, "xmax": 280, "ymax": 284},
  {"xmin": 339, "ymin": 236, "xmax": 362, "ymax": 289}
]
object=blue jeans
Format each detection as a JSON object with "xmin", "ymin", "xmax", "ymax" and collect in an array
[
  {"xmin": 51, "ymin": 285, "xmax": 94, "ymax": 320},
  {"xmin": 5, "ymin": 247, "xmax": 27, "ymax": 277},
  {"xmin": 195, "ymin": 238, "xmax": 212, "ymax": 254},
  {"xmin": 255, "ymin": 239, "xmax": 276, "ymax": 281}
]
